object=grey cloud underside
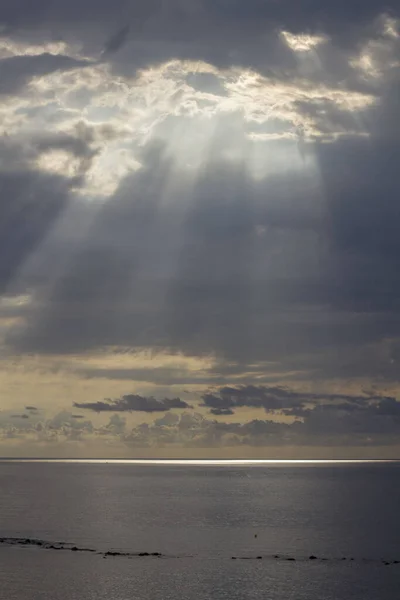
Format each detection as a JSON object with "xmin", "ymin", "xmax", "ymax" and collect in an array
[
  {"xmin": 74, "ymin": 394, "xmax": 192, "ymax": 413},
  {"xmin": 68, "ymin": 384, "xmax": 400, "ymax": 445},
  {"xmin": 0, "ymin": 1, "xmax": 397, "ymax": 97},
  {"xmin": 0, "ymin": 168, "xmax": 73, "ymax": 292},
  {"xmin": 75, "ymin": 385, "xmax": 391, "ymax": 418},
  {"xmin": 0, "ymin": 54, "xmax": 91, "ymax": 96},
  {"xmin": 2, "ymin": 1, "xmax": 399, "ymax": 56},
  {"xmin": 0, "ymin": 1, "xmax": 400, "ymax": 393},
  {"xmin": 112, "ymin": 409, "xmax": 400, "ymax": 447},
  {"xmin": 201, "ymin": 385, "xmax": 395, "ymax": 414},
  {"xmin": 209, "ymin": 408, "xmax": 235, "ymax": 416},
  {"xmin": 0, "ymin": 124, "xmax": 103, "ymax": 293},
  {"xmin": 2, "ymin": 402, "xmax": 400, "ymax": 448},
  {"xmin": 6, "ymin": 131, "xmax": 400, "ymax": 381}
]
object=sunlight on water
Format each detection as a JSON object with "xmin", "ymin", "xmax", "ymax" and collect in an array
[{"xmin": 0, "ymin": 459, "xmax": 397, "ymax": 465}]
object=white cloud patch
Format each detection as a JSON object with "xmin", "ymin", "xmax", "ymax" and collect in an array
[
  {"xmin": 83, "ymin": 147, "xmax": 142, "ymax": 197},
  {"xmin": 0, "ymin": 294, "xmax": 31, "ymax": 309},
  {"xmin": 350, "ymin": 16, "xmax": 400, "ymax": 81},
  {"xmin": 35, "ymin": 149, "xmax": 83, "ymax": 178},
  {"xmin": 0, "ymin": 37, "xmax": 75, "ymax": 60},
  {"xmin": 1, "ymin": 39, "xmax": 378, "ymax": 200},
  {"xmin": 281, "ymin": 31, "xmax": 327, "ymax": 52}
]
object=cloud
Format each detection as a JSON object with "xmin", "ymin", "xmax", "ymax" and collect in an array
[
  {"xmin": 103, "ymin": 414, "xmax": 126, "ymax": 434},
  {"xmin": 5, "ymin": 119, "xmax": 400, "ymax": 383},
  {"xmin": 374, "ymin": 397, "xmax": 400, "ymax": 416},
  {"xmin": 1, "ymin": 396, "xmax": 400, "ymax": 454},
  {"xmin": 201, "ymin": 385, "xmax": 396, "ymax": 415},
  {"xmin": 282, "ymin": 31, "xmax": 327, "ymax": 52},
  {"xmin": 202, "ymin": 385, "xmax": 305, "ymax": 412},
  {"xmin": 210, "ymin": 408, "xmax": 235, "ymax": 416},
  {"xmin": 0, "ymin": 163, "xmax": 73, "ymax": 292},
  {"xmin": 118, "ymin": 404, "xmax": 400, "ymax": 448},
  {"xmin": 0, "ymin": 0, "xmax": 400, "ymax": 457},
  {"xmin": 74, "ymin": 394, "xmax": 192, "ymax": 413},
  {"xmin": 2, "ymin": 1, "xmax": 398, "ymax": 81},
  {"xmin": 0, "ymin": 53, "xmax": 91, "ymax": 96}
]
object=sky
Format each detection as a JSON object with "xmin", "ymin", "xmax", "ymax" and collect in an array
[{"xmin": 0, "ymin": 0, "xmax": 400, "ymax": 458}]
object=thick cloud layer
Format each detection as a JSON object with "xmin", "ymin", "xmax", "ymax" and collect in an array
[
  {"xmin": 201, "ymin": 385, "xmax": 393, "ymax": 414},
  {"xmin": 0, "ymin": 0, "xmax": 399, "ymax": 453}
]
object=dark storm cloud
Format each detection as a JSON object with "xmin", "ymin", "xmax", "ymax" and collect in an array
[
  {"xmin": 74, "ymin": 394, "xmax": 192, "ymax": 413},
  {"xmin": 201, "ymin": 385, "xmax": 394, "ymax": 414}
]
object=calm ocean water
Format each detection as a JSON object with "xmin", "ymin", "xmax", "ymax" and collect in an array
[{"xmin": 1, "ymin": 461, "xmax": 400, "ymax": 599}]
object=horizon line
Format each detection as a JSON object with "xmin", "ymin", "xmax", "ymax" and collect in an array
[{"xmin": 1, "ymin": 458, "xmax": 400, "ymax": 465}]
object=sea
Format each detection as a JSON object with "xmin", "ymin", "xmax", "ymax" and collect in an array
[{"xmin": 0, "ymin": 460, "xmax": 399, "ymax": 599}]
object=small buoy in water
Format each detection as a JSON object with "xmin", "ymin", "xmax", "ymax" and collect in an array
[{"xmin": 254, "ymin": 534, "xmax": 257, "ymax": 538}]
